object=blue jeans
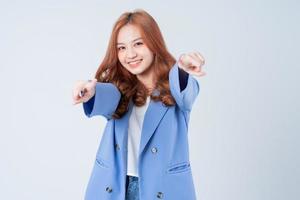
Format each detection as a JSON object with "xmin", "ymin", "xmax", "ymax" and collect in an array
[{"xmin": 125, "ymin": 175, "xmax": 139, "ymax": 200}]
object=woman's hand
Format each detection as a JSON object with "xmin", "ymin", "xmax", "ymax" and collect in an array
[
  {"xmin": 178, "ymin": 52, "xmax": 206, "ymax": 77},
  {"xmin": 72, "ymin": 78, "xmax": 97, "ymax": 105}
]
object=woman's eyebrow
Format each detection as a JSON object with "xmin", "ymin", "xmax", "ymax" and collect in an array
[{"xmin": 117, "ymin": 37, "xmax": 143, "ymax": 45}]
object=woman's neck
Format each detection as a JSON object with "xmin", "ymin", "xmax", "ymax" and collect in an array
[{"xmin": 137, "ymin": 71, "xmax": 155, "ymax": 95}]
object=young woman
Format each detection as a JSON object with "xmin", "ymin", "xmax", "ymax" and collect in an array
[{"xmin": 73, "ymin": 9, "xmax": 206, "ymax": 200}]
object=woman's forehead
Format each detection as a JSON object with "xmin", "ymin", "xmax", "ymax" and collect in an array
[{"xmin": 117, "ymin": 25, "xmax": 143, "ymax": 44}]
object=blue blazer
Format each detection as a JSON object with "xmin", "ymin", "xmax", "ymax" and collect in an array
[{"xmin": 82, "ymin": 62, "xmax": 200, "ymax": 200}]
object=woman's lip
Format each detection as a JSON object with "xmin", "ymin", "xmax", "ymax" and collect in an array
[
  {"xmin": 128, "ymin": 59, "xmax": 142, "ymax": 67},
  {"xmin": 128, "ymin": 59, "xmax": 143, "ymax": 64}
]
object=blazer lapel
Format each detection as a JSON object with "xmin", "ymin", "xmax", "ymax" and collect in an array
[
  {"xmin": 139, "ymin": 99, "xmax": 169, "ymax": 156},
  {"xmin": 115, "ymin": 98, "xmax": 169, "ymax": 157}
]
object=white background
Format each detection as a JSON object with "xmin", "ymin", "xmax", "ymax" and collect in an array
[{"xmin": 1, "ymin": 0, "xmax": 299, "ymax": 199}]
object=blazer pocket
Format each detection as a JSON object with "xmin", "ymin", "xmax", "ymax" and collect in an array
[
  {"xmin": 166, "ymin": 161, "xmax": 191, "ymax": 174},
  {"xmin": 95, "ymin": 157, "xmax": 109, "ymax": 169}
]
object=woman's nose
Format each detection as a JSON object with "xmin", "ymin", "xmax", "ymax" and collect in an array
[{"xmin": 126, "ymin": 47, "xmax": 137, "ymax": 58}]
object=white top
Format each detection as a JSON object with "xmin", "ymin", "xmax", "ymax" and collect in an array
[{"xmin": 127, "ymin": 96, "xmax": 150, "ymax": 177}]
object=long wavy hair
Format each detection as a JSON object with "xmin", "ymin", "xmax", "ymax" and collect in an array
[{"xmin": 95, "ymin": 9, "xmax": 176, "ymax": 119}]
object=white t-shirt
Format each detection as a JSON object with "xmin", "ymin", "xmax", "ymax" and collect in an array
[{"xmin": 127, "ymin": 96, "xmax": 150, "ymax": 177}]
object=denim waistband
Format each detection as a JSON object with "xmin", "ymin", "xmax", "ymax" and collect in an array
[{"xmin": 127, "ymin": 175, "xmax": 139, "ymax": 182}]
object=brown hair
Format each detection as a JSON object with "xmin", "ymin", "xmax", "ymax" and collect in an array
[{"xmin": 95, "ymin": 9, "xmax": 176, "ymax": 119}]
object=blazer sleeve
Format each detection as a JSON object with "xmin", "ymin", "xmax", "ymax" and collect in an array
[
  {"xmin": 169, "ymin": 62, "xmax": 200, "ymax": 112},
  {"xmin": 82, "ymin": 82, "xmax": 121, "ymax": 119}
]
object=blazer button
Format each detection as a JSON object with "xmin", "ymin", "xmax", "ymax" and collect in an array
[
  {"xmin": 157, "ymin": 192, "xmax": 164, "ymax": 199},
  {"xmin": 106, "ymin": 186, "xmax": 113, "ymax": 193},
  {"xmin": 115, "ymin": 144, "xmax": 120, "ymax": 150},
  {"xmin": 151, "ymin": 147, "xmax": 158, "ymax": 154}
]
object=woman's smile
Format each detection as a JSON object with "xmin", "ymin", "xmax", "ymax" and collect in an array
[{"xmin": 128, "ymin": 59, "xmax": 143, "ymax": 67}]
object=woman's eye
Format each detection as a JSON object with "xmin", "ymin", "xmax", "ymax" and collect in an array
[
  {"xmin": 135, "ymin": 42, "xmax": 143, "ymax": 46},
  {"xmin": 118, "ymin": 46, "xmax": 125, "ymax": 51}
]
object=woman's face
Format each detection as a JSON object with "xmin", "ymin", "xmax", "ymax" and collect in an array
[{"xmin": 117, "ymin": 24, "xmax": 154, "ymax": 76}]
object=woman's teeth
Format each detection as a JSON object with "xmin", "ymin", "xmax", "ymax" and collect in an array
[
  {"xmin": 129, "ymin": 59, "xmax": 142, "ymax": 64},
  {"xmin": 128, "ymin": 59, "xmax": 142, "ymax": 67}
]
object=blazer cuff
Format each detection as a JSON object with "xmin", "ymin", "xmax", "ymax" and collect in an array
[
  {"xmin": 83, "ymin": 83, "xmax": 121, "ymax": 119},
  {"xmin": 169, "ymin": 62, "xmax": 200, "ymax": 112}
]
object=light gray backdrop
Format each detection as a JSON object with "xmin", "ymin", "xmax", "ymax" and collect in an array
[{"xmin": 1, "ymin": 0, "xmax": 299, "ymax": 199}]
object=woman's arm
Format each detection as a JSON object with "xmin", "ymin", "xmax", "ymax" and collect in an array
[
  {"xmin": 169, "ymin": 52, "xmax": 205, "ymax": 112},
  {"xmin": 83, "ymin": 83, "xmax": 121, "ymax": 119},
  {"xmin": 169, "ymin": 62, "xmax": 200, "ymax": 112}
]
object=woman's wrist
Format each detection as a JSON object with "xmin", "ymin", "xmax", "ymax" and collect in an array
[{"xmin": 178, "ymin": 54, "xmax": 185, "ymax": 70}]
